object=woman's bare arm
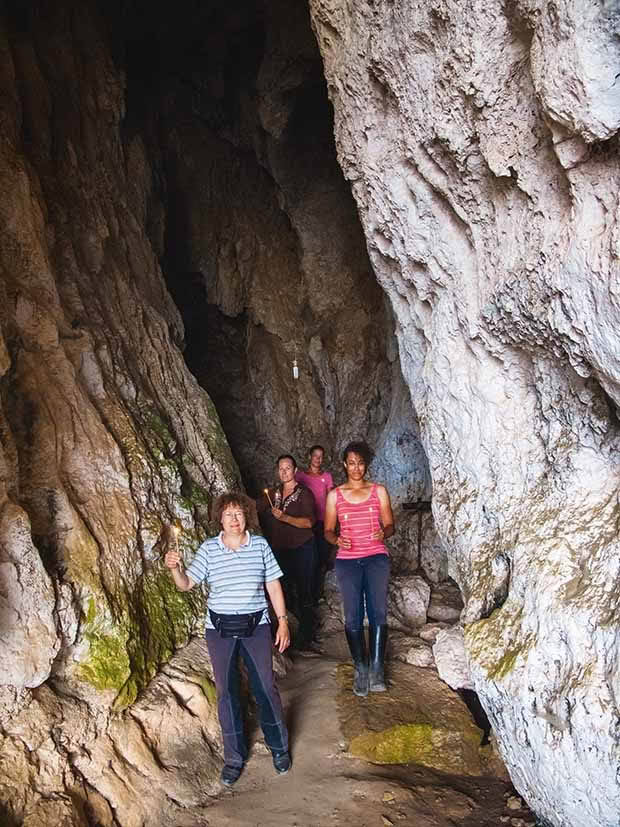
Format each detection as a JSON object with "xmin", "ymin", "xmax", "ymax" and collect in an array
[
  {"xmin": 324, "ymin": 489, "xmax": 351, "ymax": 549},
  {"xmin": 265, "ymin": 579, "xmax": 290, "ymax": 652},
  {"xmin": 271, "ymin": 509, "xmax": 312, "ymax": 529},
  {"xmin": 374, "ymin": 484, "xmax": 395, "ymax": 541}
]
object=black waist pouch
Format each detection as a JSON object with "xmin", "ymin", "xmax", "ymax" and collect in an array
[{"xmin": 209, "ymin": 609, "xmax": 264, "ymax": 638}]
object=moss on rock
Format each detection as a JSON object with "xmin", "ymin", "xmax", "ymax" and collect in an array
[
  {"xmin": 77, "ymin": 565, "xmax": 206, "ymax": 708},
  {"xmin": 124, "ymin": 568, "xmax": 206, "ymax": 698},
  {"xmin": 188, "ymin": 672, "xmax": 217, "ymax": 705},
  {"xmin": 349, "ymin": 722, "xmax": 484, "ymax": 774},
  {"xmin": 77, "ymin": 599, "xmax": 132, "ymax": 694},
  {"xmin": 465, "ymin": 601, "xmax": 533, "ymax": 682},
  {"xmin": 350, "ymin": 723, "xmax": 435, "ymax": 764},
  {"xmin": 69, "ymin": 395, "xmax": 238, "ymax": 707}
]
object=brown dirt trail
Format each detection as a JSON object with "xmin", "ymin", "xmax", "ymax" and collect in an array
[{"xmin": 194, "ymin": 636, "xmax": 535, "ymax": 827}]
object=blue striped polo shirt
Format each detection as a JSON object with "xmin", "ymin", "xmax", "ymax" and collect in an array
[{"xmin": 185, "ymin": 531, "xmax": 283, "ymax": 629}]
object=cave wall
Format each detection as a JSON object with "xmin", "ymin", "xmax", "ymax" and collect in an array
[
  {"xmin": 0, "ymin": 1, "xmax": 440, "ymax": 822},
  {"xmin": 0, "ymin": 2, "xmax": 244, "ymax": 822},
  {"xmin": 133, "ymin": 0, "xmax": 440, "ymax": 574},
  {"xmin": 308, "ymin": 1, "xmax": 620, "ymax": 825}
]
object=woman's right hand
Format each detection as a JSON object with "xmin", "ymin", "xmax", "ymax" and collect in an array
[
  {"xmin": 165, "ymin": 550, "xmax": 181, "ymax": 569},
  {"xmin": 337, "ymin": 535, "xmax": 352, "ymax": 550},
  {"xmin": 274, "ymin": 619, "xmax": 290, "ymax": 653}
]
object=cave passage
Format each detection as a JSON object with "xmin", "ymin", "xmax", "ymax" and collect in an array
[
  {"xmin": 116, "ymin": 0, "xmax": 430, "ymax": 505},
  {"xmin": 0, "ymin": 1, "xmax": 537, "ymax": 824}
]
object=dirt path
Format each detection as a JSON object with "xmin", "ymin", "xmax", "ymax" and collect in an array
[{"xmin": 195, "ymin": 637, "xmax": 536, "ymax": 827}]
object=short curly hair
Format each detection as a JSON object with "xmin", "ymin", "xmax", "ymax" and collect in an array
[
  {"xmin": 342, "ymin": 440, "xmax": 374, "ymax": 466},
  {"xmin": 212, "ymin": 491, "xmax": 258, "ymax": 530}
]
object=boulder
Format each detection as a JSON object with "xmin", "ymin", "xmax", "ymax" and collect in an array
[
  {"xmin": 433, "ymin": 627, "xmax": 474, "ymax": 691},
  {"xmin": 388, "ymin": 575, "xmax": 431, "ymax": 631}
]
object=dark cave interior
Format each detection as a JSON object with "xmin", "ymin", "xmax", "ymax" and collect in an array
[{"xmin": 100, "ymin": 0, "xmax": 425, "ymax": 500}]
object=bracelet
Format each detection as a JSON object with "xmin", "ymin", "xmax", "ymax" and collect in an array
[{"xmin": 277, "ymin": 615, "xmax": 288, "ymax": 622}]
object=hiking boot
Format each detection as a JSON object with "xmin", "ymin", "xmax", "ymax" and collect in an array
[
  {"xmin": 272, "ymin": 750, "xmax": 291, "ymax": 775},
  {"xmin": 220, "ymin": 764, "xmax": 242, "ymax": 786}
]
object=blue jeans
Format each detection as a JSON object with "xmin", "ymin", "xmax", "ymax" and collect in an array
[
  {"xmin": 205, "ymin": 624, "xmax": 288, "ymax": 768},
  {"xmin": 335, "ymin": 553, "xmax": 390, "ymax": 628}
]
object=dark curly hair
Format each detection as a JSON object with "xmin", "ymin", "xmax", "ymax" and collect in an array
[
  {"xmin": 342, "ymin": 440, "xmax": 374, "ymax": 466},
  {"xmin": 212, "ymin": 492, "xmax": 258, "ymax": 530}
]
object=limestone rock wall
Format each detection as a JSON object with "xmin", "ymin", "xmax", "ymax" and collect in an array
[
  {"xmin": 0, "ymin": 2, "xmax": 239, "ymax": 821},
  {"xmin": 309, "ymin": 1, "xmax": 620, "ymax": 825},
  {"xmin": 0, "ymin": 1, "xmax": 438, "ymax": 821}
]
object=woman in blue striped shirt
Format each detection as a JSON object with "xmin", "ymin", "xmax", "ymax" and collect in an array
[{"xmin": 165, "ymin": 492, "xmax": 291, "ymax": 786}]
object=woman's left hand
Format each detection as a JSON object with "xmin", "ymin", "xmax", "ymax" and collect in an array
[
  {"xmin": 274, "ymin": 619, "xmax": 290, "ymax": 652},
  {"xmin": 371, "ymin": 527, "xmax": 385, "ymax": 541},
  {"xmin": 271, "ymin": 507, "xmax": 285, "ymax": 521}
]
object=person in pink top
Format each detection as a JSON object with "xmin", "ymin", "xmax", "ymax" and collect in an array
[
  {"xmin": 295, "ymin": 445, "xmax": 334, "ymax": 597},
  {"xmin": 324, "ymin": 440, "xmax": 395, "ymax": 696}
]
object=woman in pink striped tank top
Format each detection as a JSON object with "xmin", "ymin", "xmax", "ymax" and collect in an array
[{"xmin": 324, "ymin": 441, "xmax": 395, "ymax": 697}]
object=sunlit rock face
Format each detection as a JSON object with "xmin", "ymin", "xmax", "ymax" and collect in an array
[{"xmin": 309, "ymin": 1, "xmax": 620, "ymax": 824}]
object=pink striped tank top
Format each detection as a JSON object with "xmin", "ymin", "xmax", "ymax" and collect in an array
[{"xmin": 335, "ymin": 484, "xmax": 388, "ymax": 560}]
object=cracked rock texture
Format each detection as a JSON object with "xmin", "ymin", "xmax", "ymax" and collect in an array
[
  {"xmin": 309, "ymin": 0, "xmax": 620, "ymax": 825},
  {"xmin": 1, "ymin": 640, "xmax": 227, "ymax": 827}
]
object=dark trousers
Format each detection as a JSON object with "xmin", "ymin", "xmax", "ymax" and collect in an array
[
  {"xmin": 334, "ymin": 553, "xmax": 390, "ymax": 629},
  {"xmin": 314, "ymin": 521, "xmax": 333, "ymax": 570},
  {"xmin": 205, "ymin": 623, "xmax": 288, "ymax": 768},
  {"xmin": 275, "ymin": 536, "xmax": 317, "ymax": 644}
]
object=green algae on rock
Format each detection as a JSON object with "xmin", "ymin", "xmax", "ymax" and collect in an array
[
  {"xmin": 77, "ymin": 599, "xmax": 132, "ymax": 696},
  {"xmin": 77, "ymin": 566, "xmax": 206, "ymax": 707},
  {"xmin": 186, "ymin": 672, "xmax": 217, "ymax": 705},
  {"xmin": 349, "ymin": 722, "xmax": 490, "ymax": 776},
  {"xmin": 465, "ymin": 601, "xmax": 533, "ymax": 682}
]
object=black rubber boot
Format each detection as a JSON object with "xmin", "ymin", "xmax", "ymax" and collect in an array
[
  {"xmin": 297, "ymin": 603, "xmax": 316, "ymax": 650},
  {"xmin": 368, "ymin": 625, "xmax": 388, "ymax": 692},
  {"xmin": 345, "ymin": 627, "xmax": 369, "ymax": 697}
]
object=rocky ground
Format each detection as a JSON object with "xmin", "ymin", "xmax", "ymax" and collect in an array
[{"xmin": 194, "ymin": 632, "xmax": 536, "ymax": 827}]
